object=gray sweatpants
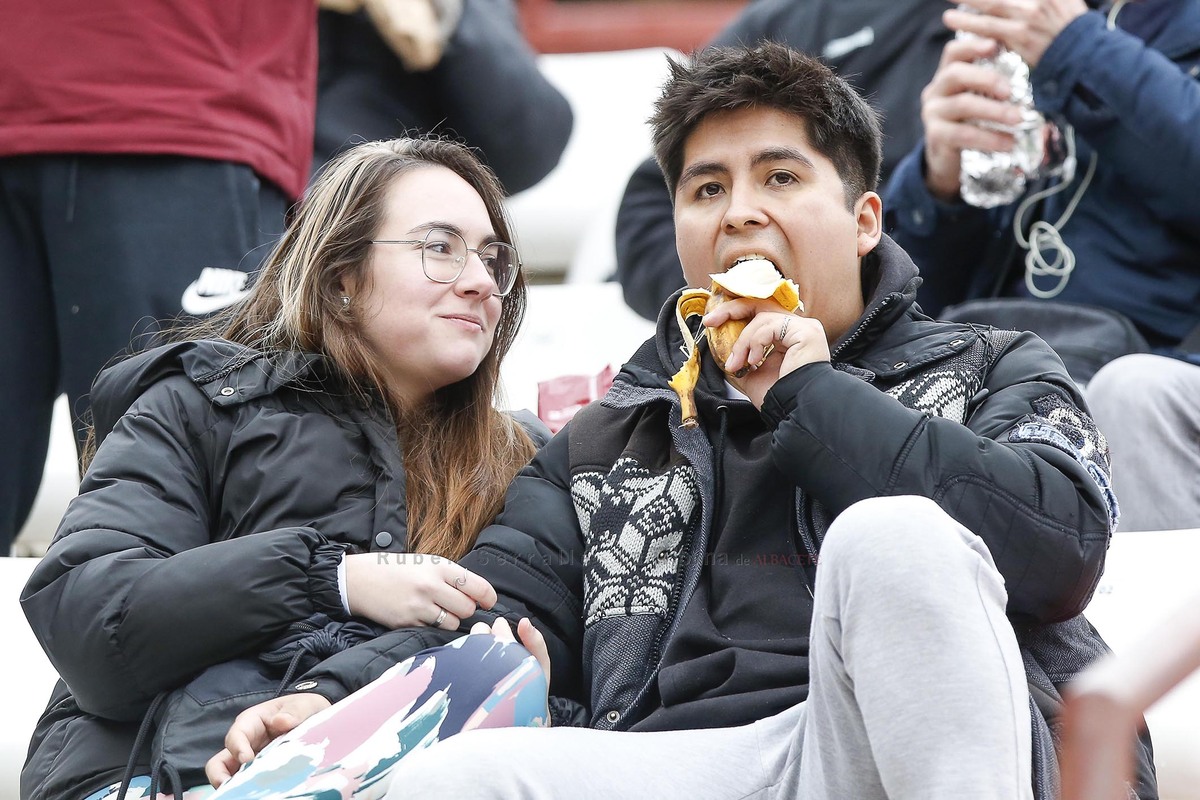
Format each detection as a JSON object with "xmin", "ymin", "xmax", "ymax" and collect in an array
[
  {"xmin": 1087, "ymin": 353, "xmax": 1200, "ymax": 532},
  {"xmin": 385, "ymin": 496, "xmax": 1033, "ymax": 799}
]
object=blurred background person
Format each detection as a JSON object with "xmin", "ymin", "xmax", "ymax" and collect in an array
[
  {"xmin": 316, "ymin": 0, "xmax": 573, "ymax": 195},
  {"xmin": 0, "ymin": 1, "xmax": 318, "ymax": 554},
  {"xmin": 883, "ymin": 0, "xmax": 1200, "ymax": 531}
]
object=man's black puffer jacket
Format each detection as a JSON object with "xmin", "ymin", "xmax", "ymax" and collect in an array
[{"xmin": 295, "ymin": 236, "xmax": 1155, "ymax": 797}]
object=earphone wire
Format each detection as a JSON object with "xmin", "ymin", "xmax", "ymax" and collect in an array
[{"xmin": 1011, "ymin": 0, "xmax": 1126, "ymax": 299}]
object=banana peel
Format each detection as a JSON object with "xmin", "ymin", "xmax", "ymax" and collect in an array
[{"xmin": 668, "ymin": 258, "xmax": 802, "ymax": 428}]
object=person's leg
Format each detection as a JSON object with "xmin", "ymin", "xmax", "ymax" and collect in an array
[
  {"xmin": 209, "ymin": 633, "xmax": 549, "ymax": 800},
  {"xmin": 41, "ymin": 155, "xmax": 287, "ymax": 441},
  {"xmin": 0, "ymin": 157, "xmax": 59, "ymax": 552},
  {"xmin": 381, "ymin": 703, "xmax": 800, "ymax": 800},
  {"xmin": 792, "ymin": 495, "xmax": 1033, "ymax": 800},
  {"xmin": 1087, "ymin": 353, "xmax": 1200, "ymax": 531}
]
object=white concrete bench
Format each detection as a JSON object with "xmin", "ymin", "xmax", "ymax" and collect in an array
[{"xmin": 7, "ymin": 529, "xmax": 1200, "ymax": 799}]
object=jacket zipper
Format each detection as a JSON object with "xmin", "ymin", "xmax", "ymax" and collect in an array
[{"xmin": 831, "ymin": 294, "xmax": 898, "ymax": 361}]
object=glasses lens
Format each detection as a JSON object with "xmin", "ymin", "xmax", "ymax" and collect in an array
[
  {"xmin": 481, "ymin": 243, "xmax": 519, "ymax": 295},
  {"xmin": 421, "ymin": 229, "xmax": 467, "ymax": 283},
  {"xmin": 420, "ymin": 228, "xmax": 519, "ymax": 295}
]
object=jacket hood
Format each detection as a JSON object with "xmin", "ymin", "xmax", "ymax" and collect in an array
[
  {"xmin": 90, "ymin": 339, "xmax": 334, "ymax": 445},
  {"xmin": 632, "ymin": 233, "xmax": 923, "ymax": 391}
]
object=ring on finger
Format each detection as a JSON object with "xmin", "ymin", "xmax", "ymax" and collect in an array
[
  {"xmin": 433, "ymin": 607, "xmax": 448, "ymax": 627},
  {"xmin": 754, "ymin": 344, "xmax": 775, "ymax": 369},
  {"xmin": 779, "ymin": 317, "xmax": 790, "ymax": 341}
]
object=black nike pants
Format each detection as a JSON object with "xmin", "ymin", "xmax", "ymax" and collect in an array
[{"xmin": 0, "ymin": 154, "xmax": 288, "ymax": 551}]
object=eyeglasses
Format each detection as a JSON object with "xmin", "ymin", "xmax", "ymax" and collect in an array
[{"xmin": 370, "ymin": 227, "xmax": 521, "ymax": 297}]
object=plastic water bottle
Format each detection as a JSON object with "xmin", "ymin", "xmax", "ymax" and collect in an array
[{"xmin": 956, "ymin": 10, "xmax": 1069, "ymax": 208}]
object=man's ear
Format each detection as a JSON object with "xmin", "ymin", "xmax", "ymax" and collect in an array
[{"xmin": 854, "ymin": 192, "xmax": 883, "ymax": 257}]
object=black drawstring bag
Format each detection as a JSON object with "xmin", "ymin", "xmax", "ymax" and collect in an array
[{"xmin": 939, "ymin": 298, "xmax": 1149, "ymax": 384}]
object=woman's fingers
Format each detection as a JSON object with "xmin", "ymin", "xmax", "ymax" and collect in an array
[
  {"xmin": 439, "ymin": 565, "xmax": 497, "ymax": 610},
  {"xmin": 345, "ymin": 553, "xmax": 498, "ymax": 629},
  {"xmin": 223, "ymin": 709, "xmax": 267, "ymax": 765},
  {"xmin": 431, "ymin": 582, "xmax": 478, "ymax": 624}
]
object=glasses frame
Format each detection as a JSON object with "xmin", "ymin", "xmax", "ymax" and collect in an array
[{"xmin": 370, "ymin": 227, "xmax": 521, "ymax": 297}]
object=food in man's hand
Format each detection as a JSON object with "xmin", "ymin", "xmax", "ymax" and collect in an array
[{"xmin": 668, "ymin": 258, "xmax": 802, "ymax": 427}]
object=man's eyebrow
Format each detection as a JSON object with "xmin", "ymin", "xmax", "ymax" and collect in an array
[
  {"xmin": 752, "ymin": 146, "xmax": 816, "ymax": 171},
  {"xmin": 677, "ymin": 160, "xmax": 727, "ymax": 187},
  {"xmin": 678, "ymin": 147, "xmax": 817, "ymax": 188}
]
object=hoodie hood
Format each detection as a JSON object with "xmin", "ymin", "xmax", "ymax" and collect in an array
[{"xmin": 89, "ymin": 339, "xmax": 334, "ymax": 446}]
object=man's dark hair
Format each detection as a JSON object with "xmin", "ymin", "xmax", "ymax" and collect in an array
[{"xmin": 650, "ymin": 41, "xmax": 883, "ymax": 208}]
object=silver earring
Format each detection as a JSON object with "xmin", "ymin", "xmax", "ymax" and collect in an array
[{"xmin": 341, "ymin": 295, "xmax": 350, "ymax": 309}]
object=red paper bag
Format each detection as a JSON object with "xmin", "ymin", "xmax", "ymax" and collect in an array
[{"xmin": 537, "ymin": 364, "xmax": 616, "ymax": 433}]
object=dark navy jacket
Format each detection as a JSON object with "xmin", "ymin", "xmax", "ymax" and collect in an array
[{"xmin": 885, "ymin": 0, "xmax": 1200, "ymax": 353}]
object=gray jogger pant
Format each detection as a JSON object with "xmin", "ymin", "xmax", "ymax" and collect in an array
[{"xmin": 384, "ymin": 495, "xmax": 1033, "ymax": 800}]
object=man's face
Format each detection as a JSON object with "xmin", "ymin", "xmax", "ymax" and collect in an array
[{"xmin": 673, "ymin": 106, "xmax": 881, "ymax": 344}]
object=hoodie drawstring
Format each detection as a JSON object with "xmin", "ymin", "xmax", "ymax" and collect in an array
[{"xmin": 115, "ymin": 692, "xmax": 168, "ymax": 800}]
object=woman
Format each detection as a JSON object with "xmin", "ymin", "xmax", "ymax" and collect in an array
[{"xmin": 20, "ymin": 137, "xmax": 551, "ymax": 800}]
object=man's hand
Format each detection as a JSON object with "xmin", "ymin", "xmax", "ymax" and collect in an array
[
  {"xmin": 205, "ymin": 693, "xmax": 332, "ymax": 787},
  {"xmin": 344, "ymin": 552, "xmax": 498, "ymax": 630},
  {"xmin": 703, "ymin": 298, "xmax": 830, "ymax": 408},
  {"xmin": 920, "ymin": 0, "xmax": 1087, "ymax": 201},
  {"xmin": 944, "ymin": 0, "xmax": 1088, "ymax": 68},
  {"xmin": 471, "ymin": 616, "xmax": 552, "ymax": 688},
  {"xmin": 920, "ymin": 34, "xmax": 1026, "ymax": 201},
  {"xmin": 363, "ymin": 0, "xmax": 447, "ymax": 72}
]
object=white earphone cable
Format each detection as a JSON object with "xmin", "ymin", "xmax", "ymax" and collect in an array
[{"xmin": 1011, "ymin": 0, "xmax": 1124, "ymax": 298}]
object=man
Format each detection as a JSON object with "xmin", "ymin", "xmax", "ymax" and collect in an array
[
  {"xmin": 884, "ymin": 0, "xmax": 1200, "ymax": 529},
  {"xmin": 314, "ymin": 0, "xmax": 573, "ymax": 193},
  {"xmin": 0, "ymin": 1, "xmax": 317, "ymax": 553},
  {"xmin": 614, "ymin": 0, "xmax": 951, "ymax": 320},
  {"xmin": 232, "ymin": 43, "xmax": 1152, "ymax": 798}
]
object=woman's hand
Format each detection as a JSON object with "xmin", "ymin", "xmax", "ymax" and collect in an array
[
  {"xmin": 703, "ymin": 298, "xmax": 830, "ymax": 408},
  {"xmin": 205, "ymin": 693, "xmax": 332, "ymax": 787},
  {"xmin": 344, "ymin": 552, "xmax": 498, "ymax": 630}
]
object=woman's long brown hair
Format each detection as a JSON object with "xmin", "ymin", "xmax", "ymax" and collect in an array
[{"xmin": 166, "ymin": 138, "xmax": 536, "ymax": 560}]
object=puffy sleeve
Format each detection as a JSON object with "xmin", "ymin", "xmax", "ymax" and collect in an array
[
  {"xmin": 761, "ymin": 333, "xmax": 1112, "ymax": 623},
  {"xmin": 20, "ymin": 377, "xmax": 347, "ymax": 720}
]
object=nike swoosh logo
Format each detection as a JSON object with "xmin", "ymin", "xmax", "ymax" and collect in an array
[
  {"xmin": 181, "ymin": 267, "xmax": 251, "ymax": 316},
  {"xmin": 822, "ymin": 26, "xmax": 875, "ymax": 60}
]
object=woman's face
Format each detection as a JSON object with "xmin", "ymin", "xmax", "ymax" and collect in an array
[{"xmin": 349, "ymin": 166, "xmax": 505, "ymax": 403}]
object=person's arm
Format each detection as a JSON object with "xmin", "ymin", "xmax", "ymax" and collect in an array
[
  {"xmin": 19, "ymin": 380, "xmax": 349, "ymax": 721},
  {"xmin": 614, "ymin": 157, "xmax": 685, "ymax": 321},
  {"xmin": 285, "ymin": 429, "xmax": 586, "ymax": 706},
  {"xmin": 1031, "ymin": 10, "xmax": 1200, "ymax": 226},
  {"xmin": 1060, "ymin": 585, "xmax": 1200, "ymax": 800},
  {"xmin": 430, "ymin": 0, "xmax": 573, "ymax": 193},
  {"xmin": 883, "ymin": 147, "xmax": 1008, "ymax": 316},
  {"xmin": 880, "ymin": 30, "xmax": 1019, "ymax": 317},
  {"xmin": 762, "ymin": 331, "xmax": 1112, "ymax": 623}
]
